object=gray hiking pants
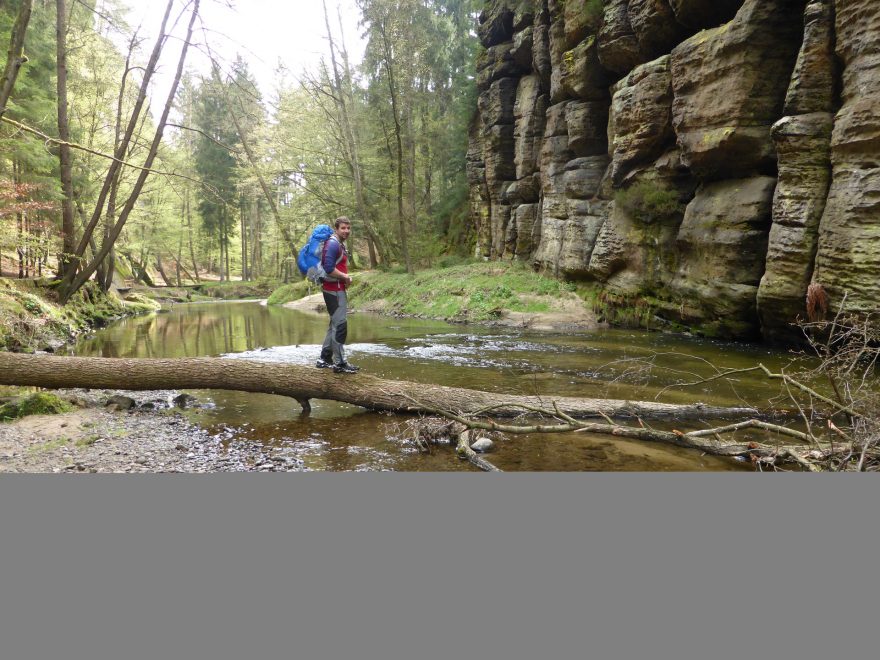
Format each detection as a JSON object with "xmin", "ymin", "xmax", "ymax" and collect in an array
[{"xmin": 320, "ymin": 290, "xmax": 348, "ymax": 365}]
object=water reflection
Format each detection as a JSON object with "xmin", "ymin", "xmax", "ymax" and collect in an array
[{"xmin": 69, "ymin": 301, "xmax": 806, "ymax": 471}]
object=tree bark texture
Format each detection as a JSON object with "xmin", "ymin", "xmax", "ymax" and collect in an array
[
  {"xmin": 0, "ymin": 0, "xmax": 32, "ymax": 121},
  {"xmin": 0, "ymin": 353, "xmax": 757, "ymax": 420},
  {"xmin": 56, "ymin": 0, "xmax": 76, "ymax": 277}
]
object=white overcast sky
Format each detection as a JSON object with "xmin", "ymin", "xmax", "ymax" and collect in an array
[{"xmin": 116, "ymin": 0, "xmax": 366, "ymax": 104}]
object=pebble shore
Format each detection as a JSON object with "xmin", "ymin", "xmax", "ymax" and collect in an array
[{"xmin": 0, "ymin": 389, "xmax": 307, "ymax": 474}]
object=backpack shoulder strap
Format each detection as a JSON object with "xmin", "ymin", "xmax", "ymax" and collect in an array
[{"xmin": 325, "ymin": 235, "xmax": 344, "ymax": 265}]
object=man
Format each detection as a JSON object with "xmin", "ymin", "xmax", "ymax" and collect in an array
[{"xmin": 315, "ymin": 216, "xmax": 359, "ymax": 374}]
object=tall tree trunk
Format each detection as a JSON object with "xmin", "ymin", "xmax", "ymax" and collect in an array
[
  {"xmin": 251, "ymin": 199, "xmax": 261, "ymax": 278},
  {"xmin": 378, "ymin": 17, "xmax": 412, "ymax": 274},
  {"xmin": 275, "ymin": 233, "xmax": 281, "ymax": 280},
  {"xmin": 405, "ymin": 86, "xmax": 417, "ymax": 235},
  {"xmin": 87, "ymin": 233, "xmax": 104, "ymax": 286},
  {"xmin": 366, "ymin": 236, "xmax": 377, "ymax": 269},
  {"xmin": 23, "ymin": 211, "xmax": 30, "ymax": 277},
  {"xmin": 186, "ymin": 193, "xmax": 200, "ymax": 282},
  {"xmin": 100, "ymin": 43, "xmax": 133, "ymax": 293},
  {"xmin": 16, "ymin": 209, "xmax": 24, "ymax": 278},
  {"xmin": 240, "ymin": 195, "xmax": 248, "ymax": 281},
  {"xmin": 121, "ymin": 251, "xmax": 154, "ymax": 287},
  {"xmin": 420, "ymin": 99, "xmax": 432, "ymax": 218},
  {"xmin": 14, "ymin": 161, "xmax": 23, "ymax": 278},
  {"xmin": 55, "ymin": 0, "xmax": 76, "ymax": 279},
  {"xmin": 167, "ymin": 250, "xmax": 195, "ymax": 285},
  {"xmin": 175, "ymin": 222, "xmax": 184, "ymax": 286},
  {"xmin": 58, "ymin": 0, "xmax": 201, "ymax": 304},
  {"xmin": 155, "ymin": 254, "xmax": 173, "ymax": 286},
  {"xmin": 218, "ymin": 229, "xmax": 225, "ymax": 282},
  {"xmin": 59, "ymin": 0, "xmax": 175, "ymax": 293},
  {"xmin": 324, "ymin": 1, "xmax": 380, "ymax": 268},
  {"xmin": 225, "ymin": 225, "xmax": 231, "ymax": 281},
  {"xmin": 0, "ymin": 0, "xmax": 32, "ymax": 121}
]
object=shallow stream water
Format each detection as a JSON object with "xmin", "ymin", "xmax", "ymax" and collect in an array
[{"xmin": 69, "ymin": 301, "xmax": 806, "ymax": 471}]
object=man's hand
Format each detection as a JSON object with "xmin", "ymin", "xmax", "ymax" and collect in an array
[{"xmin": 327, "ymin": 268, "xmax": 353, "ymax": 285}]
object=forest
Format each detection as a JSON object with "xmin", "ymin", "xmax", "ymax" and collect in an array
[
  {"xmin": 1, "ymin": 0, "xmax": 480, "ymax": 293},
  {"xmin": 2, "ymin": 0, "xmax": 879, "ymax": 473}
]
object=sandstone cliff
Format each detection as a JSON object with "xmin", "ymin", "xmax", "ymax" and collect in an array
[{"xmin": 468, "ymin": 0, "xmax": 878, "ymax": 342}]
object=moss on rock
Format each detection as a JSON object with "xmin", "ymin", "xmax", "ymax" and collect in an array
[
  {"xmin": 0, "ymin": 392, "xmax": 74, "ymax": 421},
  {"xmin": 0, "ymin": 278, "xmax": 159, "ymax": 352}
]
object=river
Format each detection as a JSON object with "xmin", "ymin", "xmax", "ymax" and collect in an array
[{"xmin": 67, "ymin": 301, "xmax": 805, "ymax": 471}]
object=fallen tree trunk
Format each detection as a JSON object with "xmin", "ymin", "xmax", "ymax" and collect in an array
[{"xmin": 0, "ymin": 353, "xmax": 758, "ymax": 420}]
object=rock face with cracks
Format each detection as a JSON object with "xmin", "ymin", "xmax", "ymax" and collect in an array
[{"xmin": 469, "ymin": 0, "xmax": 880, "ymax": 342}]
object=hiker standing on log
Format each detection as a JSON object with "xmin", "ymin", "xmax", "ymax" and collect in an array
[{"xmin": 315, "ymin": 217, "xmax": 359, "ymax": 374}]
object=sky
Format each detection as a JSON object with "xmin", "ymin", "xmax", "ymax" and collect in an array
[{"xmin": 115, "ymin": 0, "xmax": 366, "ymax": 103}]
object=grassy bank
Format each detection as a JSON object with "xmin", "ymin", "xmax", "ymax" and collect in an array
[
  {"xmin": 268, "ymin": 261, "xmax": 585, "ymax": 323},
  {"xmin": 0, "ymin": 278, "xmax": 159, "ymax": 352},
  {"xmin": 266, "ymin": 279, "xmax": 312, "ymax": 306}
]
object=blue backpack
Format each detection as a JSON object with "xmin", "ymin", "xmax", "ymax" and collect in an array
[{"xmin": 297, "ymin": 225, "xmax": 341, "ymax": 285}]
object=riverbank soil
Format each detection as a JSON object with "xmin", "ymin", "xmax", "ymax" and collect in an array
[{"xmin": 0, "ymin": 390, "xmax": 306, "ymax": 473}]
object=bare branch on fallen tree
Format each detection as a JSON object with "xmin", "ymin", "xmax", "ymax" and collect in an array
[
  {"xmin": 407, "ymin": 399, "xmax": 824, "ymax": 472},
  {"xmin": 455, "ymin": 429, "xmax": 502, "ymax": 472},
  {"xmin": 658, "ymin": 360, "xmax": 863, "ymax": 420}
]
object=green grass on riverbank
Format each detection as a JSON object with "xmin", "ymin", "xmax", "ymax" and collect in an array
[
  {"xmin": 268, "ymin": 262, "xmax": 582, "ymax": 322},
  {"xmin": 0, "ymin": 278, "xmax": 159, "ymax": 352},
  {"xmin": 266, "ymin": 279, "xmax": 312, "ymax": 306}
]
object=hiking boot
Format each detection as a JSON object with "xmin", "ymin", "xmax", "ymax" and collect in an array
[
  {"xmin": 332, "ymin": 362, "xmax": 360, "ymax": 374},
  {"xmin": 315, "ymin": 359, "xmax": 332, "ymax": 369}
]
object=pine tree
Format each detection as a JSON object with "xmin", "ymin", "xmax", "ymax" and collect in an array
[{"xmin": 193, "ymin": 73, "xmax": 238, "ymax": 281}]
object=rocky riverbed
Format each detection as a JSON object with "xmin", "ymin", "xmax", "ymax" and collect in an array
[{"xmin": 0, "ymin": 389, "xmax": 307, "ymax": 473}]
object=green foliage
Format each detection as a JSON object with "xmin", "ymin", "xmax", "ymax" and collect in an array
[
  {"xmin": 193, "ymin": 75, "xmax": 239, "ymax": 262},
  {"xmin": 437, "ymin": 254, "xmax": 478, "ymax": 269},
  {"xmin": 591, "ymin": 289, "xmax": 660, "ymax": 329},
  {"xmin": 0, "ymin": 1, "xmax": 62, "ymax": 267},
  {"xmin": 584, "ymin": 0, "xmax": 606, "ymax": 31},
  {"xmin": 589, "ymin": 287, "xmax": 696, "ymax": 334},
  {"xmin": 357, "ymin": 0, "xmax": 480, "ymax": 266},
  {"xmin": 615, "ymin": 181, "xmax": 683, "ymax": 223},
  {"xmin": 266, "ymin": 280, "xmax": 312, "ymax": 306},
  {"xmin": 348, "ymin": 261, "xmax": 578, "ymax": 321},
  {"xmin": 0, "ymin": 393, "xmax": 74, "ymax": 422},
  {"xmin": 2, "ymin": 0, "xmax": 481, "ymax": 285}
]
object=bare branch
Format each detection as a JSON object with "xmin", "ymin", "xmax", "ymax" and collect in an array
[{"xmin": 0, "ymin": 115, "xmax": 216, "ymax": 194}]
